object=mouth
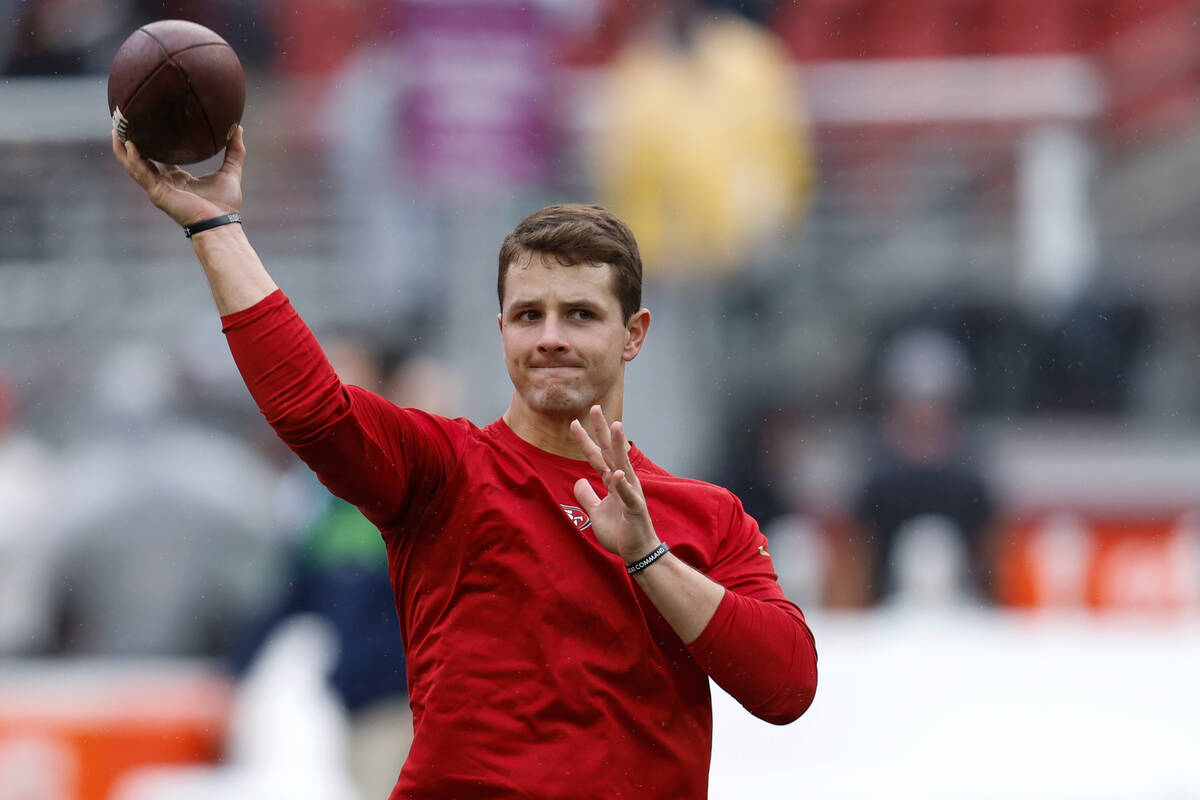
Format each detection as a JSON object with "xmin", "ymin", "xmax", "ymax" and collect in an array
[{"xmin": 529, "ymin": 366, "xmax": 584, "ymax": 381}]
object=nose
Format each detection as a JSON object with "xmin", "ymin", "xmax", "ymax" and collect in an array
[{"xmin": 536, "ymin": 313, "xmax": 569, "ymax": 353}]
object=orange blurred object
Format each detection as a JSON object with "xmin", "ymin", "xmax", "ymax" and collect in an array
[
  {"xmin": 0, "ymin": 663, "xmax": 232, "ymax": 800},
  {"xmin": 996, "ymin": 512, "xmax": 1200, "ymax": 612}
]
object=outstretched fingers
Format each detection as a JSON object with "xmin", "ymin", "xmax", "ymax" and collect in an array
[
  {"xmin": 607, "ymin": 469, "xmax": 648, "ymax": 516},
  {"xmin": 572, "ymin": 408, "xmax": 646, "ymax": 516},
  {"xmin": 605, "ymin": 418, "xmax": 644, "ymax": 499},
  {"xmin": 608, "ymin": 419, "xmax": 637, "ymax": 469},
  {"xmin": 588, "ymin": 405, "xmax": 618, "ymax": 466},
  {"xmin": 570, "ymin": 419, "xmax": 612, "ymax": 479}
]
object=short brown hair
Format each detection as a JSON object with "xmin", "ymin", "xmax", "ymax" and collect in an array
[{"xmin": 498, "ymin": 204, "xmax": 643, "ymax": 322}]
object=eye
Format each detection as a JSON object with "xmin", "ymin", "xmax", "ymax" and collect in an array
[
  {"xmin": 516, "ymin": 309, "xmax": 541, "ymax": 322},
  {"xmin": 568, "ymin": 308, "xmax": 594, "ymax": 321}
]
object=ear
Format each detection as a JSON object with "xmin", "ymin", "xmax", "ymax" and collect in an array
[
  {"xmin": 622, "ymin": 309, "xmax": 650, "ymax": 362},
  {"xmin": 497, "ymin": 312, "xmax": 503, "ymax": 334}
]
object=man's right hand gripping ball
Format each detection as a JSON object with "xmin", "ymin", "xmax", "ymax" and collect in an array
[{"xmin": 111, "ymin": 126, "xmax": 246, "ymax": 228}]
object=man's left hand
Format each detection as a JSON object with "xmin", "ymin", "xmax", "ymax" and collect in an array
[{"xmin": 570, "ymin": 405, "xmax": 661, "ymax": 564}]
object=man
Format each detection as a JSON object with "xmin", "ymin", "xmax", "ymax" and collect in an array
[{"xmin": 112, "ymin": 127, "xmax": 817, "ymax": 799}]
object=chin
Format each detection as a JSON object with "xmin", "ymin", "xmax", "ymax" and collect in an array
[{"xmin": 530, "ymin": 386, "xmax": 591, "ymax": 416}]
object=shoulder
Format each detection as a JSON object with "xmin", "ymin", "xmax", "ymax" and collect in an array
[
  {"xmin": 346, "ymin": 390, "xmax": 475, "ymax": 434},
  {"xmin": 393, "ymin": 405, "xmax": 479, "ymax": 438},
  {"xmin": 635, "ymin": 451, "xmax": 747, "ymax": 524},
  {"xmin": 636, "ymin": 456, "xmax": 764, "ymax": 571},
  {"xmin": 344, "ymin": 390, "xmax": 483, "ymax": 459}
]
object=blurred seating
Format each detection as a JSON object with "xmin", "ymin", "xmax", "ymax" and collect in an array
[{"xmin": 773, "ymin": 0, "xmax": 1199, "ymax": 66}]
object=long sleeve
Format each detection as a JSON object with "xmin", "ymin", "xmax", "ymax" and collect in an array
[
  {"xmin": 685, "ymin": 588, "xmax": 817, "ymax": 724},
  {"xmin": 220, "ymin": 290, "xmax": 347, "ymax": 442},
  {"xmin": 685, "ymin": 493, "xmax": 818, "ymax": 724}
]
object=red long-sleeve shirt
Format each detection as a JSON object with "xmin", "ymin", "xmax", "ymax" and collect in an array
[{"xmin": 222, "ymin": 291, "xmax": 816, "ymax": 799}]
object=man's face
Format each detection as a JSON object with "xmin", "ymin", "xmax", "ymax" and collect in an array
[{"xmin": 499, "ymin": 252, "xmax": 645, "ymax": 420}]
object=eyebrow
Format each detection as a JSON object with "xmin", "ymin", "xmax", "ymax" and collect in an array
[{"xmin": 506, "ymin": 297, "xmax": 605, "ymax": 310}]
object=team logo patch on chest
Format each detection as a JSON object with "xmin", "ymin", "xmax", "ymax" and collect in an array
[{"xmin": 560, "ymin": 504, "xmax": 592, "ymax": 531}]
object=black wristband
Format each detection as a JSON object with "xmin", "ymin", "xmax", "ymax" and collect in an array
[
  {"xmin": 184, "ymin": 213, "xmax": 242, "ymax": 238},
  {"xmin": 626, "ymin": 542, "xmax": 669, "ymax": 575}
]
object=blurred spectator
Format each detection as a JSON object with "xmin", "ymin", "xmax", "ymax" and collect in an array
[
  {"xmin": 888, "ymin": 514, "xmax": 974, "ymax": 609},
  {"xmin": 395, "ymin": 0, "xmax": 558, "ymax": 196},
  {"xmin": 588, "ymin": 0, "xmax": 814, "ymax": 477},
  {"xmin": 231, "ymin": 490, "xmax": 410, "ymax": 798},
  {"xmin": 852, "ymin": 327, "xmax": 997, "ymax": 606},
  {"xmin": 714, "ymin": 396, "xmax": 832, "ymax": 609},
  {"xmin": 591, "ymin": 0, "xmax": 812, "ymax": 275},
  {"xmin": 716, "ymin": 395, "xmax": 806, "ymax": 530},
  {"xmin": 0, "ymin": 370, "xmax": 60, "ymax": 654},
  {"xmin": 49, "ymin": 339, "xmax": 281, "ymax": 656},
  {"xmin": 1028, "ymin": 292, "xmax": 1153, "ymax": 415},
  {"xmin": 4, "ymin": 0, "xmax": 128, "ymax": 75}
]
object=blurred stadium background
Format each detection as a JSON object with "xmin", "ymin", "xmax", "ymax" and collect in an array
[{"xmin": 2, "ymin": 0, "xmax": 1200, "ymax": 798}]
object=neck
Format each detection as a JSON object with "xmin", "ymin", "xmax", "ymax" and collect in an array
[{"xmin": 502, "ymin": 395, "xmax": 624, "ymax": 459}]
